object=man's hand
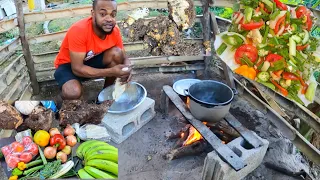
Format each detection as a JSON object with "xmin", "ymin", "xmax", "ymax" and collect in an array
[
  {"xmin": 121, "ymin": 57, "xmax": 132, "ymax": 83},
  {"xmin": 110, "ymin": 64, "xmax": 132, "ymax": 80}
]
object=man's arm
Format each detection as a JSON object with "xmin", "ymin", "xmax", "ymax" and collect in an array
[{"xmin": 70, "ymin": 51, "xmax": 114, "ymax": 78}]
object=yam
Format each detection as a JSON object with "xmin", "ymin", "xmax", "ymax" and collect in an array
[
  {"xmin": 24, "ymin": 106, "xmax": 54, "ymax": 131},
  {"xmin": 59, "ymin": 100, "xmax": 113, "ymax": 127},
  {"xmin": 0, "ymin": 101, "xmax": 23, "ymax": 129}
]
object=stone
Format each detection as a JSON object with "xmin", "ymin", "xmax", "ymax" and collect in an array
[
  {"xmin": 201, "ymin": 131, "xmax": 269, "ymax": 180},
  {"xmin": 101, "ymin": 97, "xmax": 156, "ymax": 144}
]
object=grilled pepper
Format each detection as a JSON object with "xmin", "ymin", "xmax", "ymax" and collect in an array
[{"xmin": 50, "ymin": 134, "xmax": 66, "ymax": 150}]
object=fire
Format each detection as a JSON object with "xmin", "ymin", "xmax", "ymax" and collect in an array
[{"xmin": 183, "ymin": 126, "xmax": 203, "ymax": 146}]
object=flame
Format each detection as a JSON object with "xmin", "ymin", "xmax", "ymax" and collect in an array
[
  {"xmin": 183, "ymin": 126, "xmax": 203, "ymax": 146},
  {"xmin": 180, "ymin": 132, "xmax": 184, "ymax": 138},
  {"xmin": 222, "ymin": 141, "xmax": 226, "ymax": 144},
  {"xmin": 186, "ymin": 97, "xmax": 190, "ymax": 109}
]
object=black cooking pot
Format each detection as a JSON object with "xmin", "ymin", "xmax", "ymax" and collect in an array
[{"xmin": 184, "ymin": 80, "xmax": 235, "ymax": 122}]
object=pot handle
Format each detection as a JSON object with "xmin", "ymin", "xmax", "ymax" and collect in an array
[
  {"xmin": 232, "ymin": 88, "xmax": 238, "ymax": 95},
  {"xmin": 184, "ymin": 89, "xmax": 190, "ymax": 96}
]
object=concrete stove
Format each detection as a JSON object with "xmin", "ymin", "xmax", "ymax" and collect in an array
[{"xmin": 101, "ymin": 97, "xmax": 156, "ymax": 144}]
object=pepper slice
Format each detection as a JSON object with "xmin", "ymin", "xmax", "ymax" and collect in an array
[
  {"xmin": 296, "ymin": 44, "xmax": 309, "ymax": 51},
  {"xmin": 282, "ymin": 72, "xmax": 299, "ymax": 80},
  {"xmin": 297, "ymin": 76, "xmax": 308, "ymax": 94},
  {"xmin": 241, "ymin": 20, "xmax": 264, "ymax": 30},
  {"xmin": 270, "ymin": 79, "xmax": 288, "ymax": 96},
  {"xmin": 50, "ymin": 134, "xmax": 66, "ymax": 151},
  {"xmin": 274, "ymin": 15, "xmax": 286, "ymax": 34},
  {"xmin": 273, "ymin": 0, "xmax": 287, "ymax": 10}
]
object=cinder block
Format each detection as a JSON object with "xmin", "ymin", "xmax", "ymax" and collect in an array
[
  {"xmin": 202, "ymin": 131, "xmax": 269, "ymax": 180},
  {"xmin": 101, "ymin": 97, "xmax": 156, "ymax": 144}
]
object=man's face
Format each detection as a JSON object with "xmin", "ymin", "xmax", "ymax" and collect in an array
[{"xmin": 92, "ymin": 0, "xmax": 117, "ymax": 35}]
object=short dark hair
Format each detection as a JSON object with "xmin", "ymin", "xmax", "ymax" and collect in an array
[{"xmin": 93, "ymin": 0, "xmax": 116, "ymax": 9}]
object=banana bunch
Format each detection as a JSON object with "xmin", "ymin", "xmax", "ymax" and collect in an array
[{"xmin": 76, "ymin": 140, "xmax": 118, "ymax": 179}]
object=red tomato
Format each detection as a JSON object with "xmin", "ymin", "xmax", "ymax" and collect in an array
[
  {"xmin": 296, "ymin": 6, "xmax": 310, "ymax": 18},
  {"xmin": 22, "ymin": 136, "xmax": 33, "ymax": 146},
  {"xmin": 241, "ymin": 20, "xmax": 264, "ymax": 30},
  {"xmin": 274, "ymin": 0, "xmax": 287, "ymax": 10},
  {"xmin": 26, "ymin": 143, "xmax": 39, "ymax": 156},
  {"xmin": 1, "ymin": 145, "xmax": 12, "ymax": 157},
  {"xmin": 265, "ymin": 54, "xmax": 283, "ymax": 62},
  {"xmin": 19, "ymin": 152, "xmax": 33, "ymax": 163},
  {"xmin": 11, "ymin": 142, "xmax": 24, "ymax": 153},
  {"xmin": 5, "ymin": 154, "xmax": 19, "ymax": 169},
  {"xmin": 234, "ymin": 45, "xmax": 258, "ymax": 64}
]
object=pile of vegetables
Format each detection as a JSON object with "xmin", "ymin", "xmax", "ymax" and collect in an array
[
  {"xmin": 76, "ymin": 140, "xmax": 118, "ymax": 179},
  {"xmin": 214, "ymin": 0, "xmax": 320, "ymax": 106},
  {"xmin": 1, "ymin": 125, "xmax": 78, "ymax": 180},
  {"xmin": 41, "ymin": 125, "xmax": 77, "ymax": 163}
]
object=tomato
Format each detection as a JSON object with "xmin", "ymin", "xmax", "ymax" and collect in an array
[
  {"xmin": 6, "ymin": 154, "xmax": 19, "ymax": 169},
  {"xmin": 274, "ymin": 16, "xmax": 286, "ymax": 34},
  {"xmin": 296, "ymin": 44, "xmax": 309, "ymax": 51},
  {"xmin": 1, "ymin": 145, "xmax": 12, "ymax": 157},
  {"xmin": 266, "ymin": 54, "xmax": 283, "ymax": 62},
  {"xmin": 235, "ymin": 45, "xmax": 258, "ymax": 65},
  {"xmin": 241, "ymin": 20, "xmax": 264, "ymax": 30},
  {"xmin": 11, "ymin": 142, "xmax": 24, "ymax": 153},
  {"xmin": 22, "ymin": 136, "xmax": 33, "ymax": 146},
  {"xmin": 274, "ymin": 0, "xmax": 287, "ymax": 10},
  {"xmin": 26, "ymin": 143, "xmax": 38, "ymax": 156},
  {"xmin": 296, "ymin": 6, "xmax": 310, "ymax": 18},
  {"xmin": 19, "ymin": 152, "xmax": 33, "ymax": 163}
]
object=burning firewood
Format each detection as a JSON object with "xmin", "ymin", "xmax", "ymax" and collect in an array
[
  {"xmin": 59, "ymin": 100, "xmax": 113, "ymax": 127},
  {"xmin": 165, "ymin": 140, "xmax": 210, "ymax": 161},
  {"xmin": 24, "ymin": 106, "xmax": 54, "ymax": 131},
  {"xmin": 166, "ymin": 124, "xmax": 191, "ymax": 139},
  {"xmin": 0, "ymin": 101, "xmax": 23, "ymax": 129}
]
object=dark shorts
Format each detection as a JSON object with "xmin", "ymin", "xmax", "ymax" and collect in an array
[{"xmin": 54, "ymin": 53, "xmax": 106, "ymax": 88}]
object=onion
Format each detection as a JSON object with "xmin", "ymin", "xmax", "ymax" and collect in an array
[
  {"xmin": 63, "ymin": 124, "xmax": 75, "ymax": 136},
  {"xmin": 66, "ymin": 135, "xmax": 77, "ymax": 147},
  {"xmin": 61, "ymin": 145, "xmax": 71, "ymax": 155},
  {"xmin": 49, "ymin": 128, "xmax": 60, "ymax": 137},
  {"xmin": 56, "ymin": 152, "xmax": 67, "ymax": 163},
  {"xmin": 44, "ymin": 146, "xmax": 57, "ymax": 159}
]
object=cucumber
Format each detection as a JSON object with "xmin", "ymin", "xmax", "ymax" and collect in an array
[
  {"xmin": 302, "ymin": 30, "xmax": 309, "ymax": 45},
  {"xmin": 257, "ymin": 72, "xmax": 270, "ymax": 82},
  {"xmin": 289, "ymin": 37, "xmax": 296, "ymax": 57},
  {"xmin": 305, "ymin": 82, "xmax": 317, "ymax": 101}
]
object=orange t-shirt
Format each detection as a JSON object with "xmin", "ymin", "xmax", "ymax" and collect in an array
[{"xmin": 54, "ymin": 17, "xmax": 124, "ymax": 68}]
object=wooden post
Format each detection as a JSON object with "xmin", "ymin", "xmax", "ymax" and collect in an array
[
  {"xmin": 14, "ymin": 0, "xmax": 40, "ymax": 94},
  {"xmin": 201, "ymin": 0, "xmax": 212, "ymax": 78}
]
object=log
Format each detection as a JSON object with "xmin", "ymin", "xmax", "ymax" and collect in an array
[
  {"xmin": 167, "ymin": 124, "xmax": 191, "ymax": 140},
  {"xmin": 14, "ymin": 0, "xmax": 40, "ymax": 94},
  {"xmin": 173, "ymin": 126, "xmax": 190, "ymax": 149},
  {"xmin": 208, "ymin": 121, "xmax": 240, "ymax": 138},
  {"xmin": 24, "ymin": 106, "xmax": 54, "ymax": 132},
  {"xmin": 165, "ymin": 140, "xmax": 209, "ymax": 160},
  {"xmin": 0, "ymin": 101, "xmax": 23, "ymax": 129},
  {"xmin": 201, "ymin": 0, "xmax": 212, "ymax": 78},
  {"xmin": 59, "ymin": 100, "xmax": 113, "ymax": 127}
]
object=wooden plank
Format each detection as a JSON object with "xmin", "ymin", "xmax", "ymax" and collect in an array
[
  {"xmin": 201, "ymin": 0, "xmax": 212, "ymax": 78},
  {"xmin": 14, "ymin": 0, "xmax": 40, "ymax": 94},
  {"xmin": 0, "ymin": 38, "xmax": 20, "ymax": 61},
  {"xmin": 0, "ymin": 18, "xmax": 17, "ymax": 34}
]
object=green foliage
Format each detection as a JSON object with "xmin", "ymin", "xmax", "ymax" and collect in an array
[{"xmin": 211, "ymin": 7, "xmax": 233, "ymax": 19}]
